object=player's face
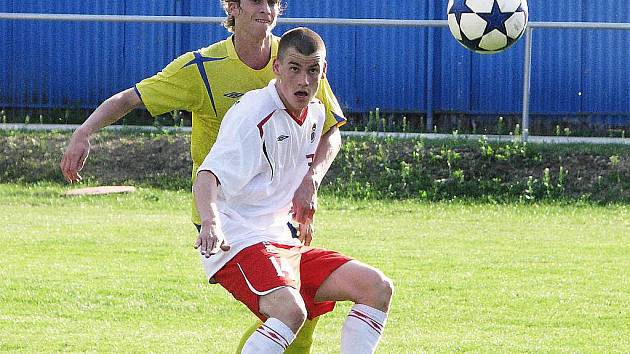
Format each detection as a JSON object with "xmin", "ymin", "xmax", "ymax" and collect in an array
[
  {"xmin": 273, "ymin": 47, "xmax": 327, "ymax": 116},
  {"xmin": 230, "ymin": 0, "xmax": 279, "ymax": 39}
]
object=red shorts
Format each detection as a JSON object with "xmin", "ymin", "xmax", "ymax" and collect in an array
[{"xmin": 213, "ymin": 242, "xmax": 352, "ymax": 321}]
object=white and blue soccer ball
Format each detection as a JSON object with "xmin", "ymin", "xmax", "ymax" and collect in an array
[{"xmin": 447, "ymin": 0, "xmax": 529, "ymax": 54}]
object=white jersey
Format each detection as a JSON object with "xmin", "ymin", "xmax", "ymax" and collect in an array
[{"xmin": 197, "ymin": 79, "xmax": 325, "ymax": 277}]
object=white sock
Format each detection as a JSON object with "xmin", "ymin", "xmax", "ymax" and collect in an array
[
  {"xmin": 241, "ymin": 318, "xmax": 296, "ymax": 354},
  {"xmin": 341, "ymin": 304, "xmax": 388, "ymax": 354}
]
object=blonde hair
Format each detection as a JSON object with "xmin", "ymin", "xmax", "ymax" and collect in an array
[{"xmin": 220, "ymin": 0, "xmax": 286, "ymax": 33}]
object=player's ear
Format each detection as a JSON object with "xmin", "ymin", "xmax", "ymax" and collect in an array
[
  {"xmin": 272, "ymin": 58, "xmax": 280, "ymax": 75},
  {"xmin": 227, "ymin": 1, "xmax": 240, "ymax": 16},
  {"xmin": 321, "ymin": 61, "xmax": 327, "ymax": 79}
]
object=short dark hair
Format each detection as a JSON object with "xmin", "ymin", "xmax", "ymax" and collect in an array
[
  {"xmin": 278, "ymin": 27, "xmax": 326, "ymax": 61},
  {"xmin": 220, "ymin": 0, "xmax": 285, "ymax": 33}
]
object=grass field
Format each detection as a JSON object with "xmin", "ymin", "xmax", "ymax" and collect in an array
[{"xmin": 1, "ymin": 183, "xmax": 629, "ymax": 353}]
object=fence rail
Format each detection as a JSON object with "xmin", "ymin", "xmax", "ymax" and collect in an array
[
  {"xmin": 4, "ymin": 13, "xmax": 630, "ymax": 30},
  {"xmin": 1, "ymin": 123, "xmax": 627, "ymax": 145}
]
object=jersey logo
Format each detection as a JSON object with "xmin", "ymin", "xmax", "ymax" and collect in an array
[
  {"xmin": 277, "ymin": 135, "xmax": 290, "ymax": 142},
  {"xmin": 310, "ymin": 123, "xmax": 317, "ymax": 143},
  {"xmin": 224, "ymin": 92, "xmax": 244, "ymax": 99}
]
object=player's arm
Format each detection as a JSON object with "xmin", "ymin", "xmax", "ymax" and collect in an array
[
  {"xmin": 292, "ymin": 125, "xmax": 341, "ymax": 245},
  {"xmin": 193, "ymin": 102, "xmax": 259, "ymax": 254},
  {"xmin": 60, "ymin": 88, "xmax": 142, "ymax": 183},
  {"xmin": 193, "ymin": 170, "xmax": 230, "ymax": 257},
  {"xmin": 292, "ymin": 125, "xmax": 341, "ymax": 221},
  {"xmin": 309, "ymin": 125, "xmax": 342, "ymax": 190},
  {"xmin": 292, "ymin": 77, "xmax": 345, "ymax": 233},
  {"xmin": 61, "ymin": 52, "xmax": 201, "ymax": 184}
]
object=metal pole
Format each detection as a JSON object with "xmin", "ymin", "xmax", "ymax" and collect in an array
[
  {"xmin": 521, "ymin": 27, "xmax": 533, "ymax": 141},
  {"xmin": 426, "ymin": 29, "xmax": 435, "ymax": 133},
  {"xmin": 425, "ymin": 0, "xmax": 436, "ymax": 133}
]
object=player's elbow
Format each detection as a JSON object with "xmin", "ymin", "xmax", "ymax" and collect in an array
[{"xmin": 111, "ymin": 88, "xmax": 142, "ymax": 111}]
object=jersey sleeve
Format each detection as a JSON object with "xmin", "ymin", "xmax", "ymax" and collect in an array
[
  {"xmin": 197, "ymin": 104, "xmax": 263, "ymax": 197},
  {"xmin": 135, "ymin": 52, "xmax": 205, "ymax": 116},
  {"xmin": 317, "ymin": 77, "xmax": 346, "ymax": 134}
]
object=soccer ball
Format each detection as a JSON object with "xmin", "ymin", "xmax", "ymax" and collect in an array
[{"xmin": 447, "ymin": 0, "xmax": 529, "ymax": 54}]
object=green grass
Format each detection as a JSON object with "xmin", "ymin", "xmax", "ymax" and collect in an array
[{"xmin": 1, "ymin": 183, "xmax": 629, "ymax": 353}]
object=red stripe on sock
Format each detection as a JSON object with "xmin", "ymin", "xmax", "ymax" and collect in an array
[
  {"xmin": 261, "ymin": 324, "xmax": 290, "ymax": 347},
  {"xmin": 348, "ymin": 313, "xmax": 383, "ymax": 334},
  {"xmin": 256, "ymin": 328, "xmax": 288, "ymax": 350},
  {"xmin": 350, "ymin": 309, "xmax": 384, "ymax": 331},
  {"xmin": 261, "ymin": 324, "xmax": 290, "ymax": 348}
]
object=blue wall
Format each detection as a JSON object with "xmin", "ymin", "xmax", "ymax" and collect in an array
[{"xmin": 2, "ymin": 0, "xmax": 630, "ymax": 125}]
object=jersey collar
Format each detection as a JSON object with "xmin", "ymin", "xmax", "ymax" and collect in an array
[{"xmin": 226, "ymin": 34, "xmax": 279, "ymax": 63}]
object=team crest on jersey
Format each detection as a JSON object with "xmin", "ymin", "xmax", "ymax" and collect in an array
[
  {"xmin": 310, "ymin": 123, "xmax": 317, "ymax": 142},
  {"xmin": 224, "ymin": 92, "xmax": 244, "ymax": 99}
]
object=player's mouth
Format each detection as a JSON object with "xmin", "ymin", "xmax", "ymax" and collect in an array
[
  {"xmin": 255, "ymin": 19, "xmax": 271, "ymax": 24},
  {"xmin": 294, "ymin": 90, "xmax": 309, "ymax": 99}
]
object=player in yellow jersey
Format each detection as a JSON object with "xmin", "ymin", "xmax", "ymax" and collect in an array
[{"xmin": 60, "ymin": 0, "xmax": 344, "ymax": 352}]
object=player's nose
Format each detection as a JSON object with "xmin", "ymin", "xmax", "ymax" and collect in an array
[{"xmin": 298, "ymin": 72, "xmax": 310, "ymax": 86}]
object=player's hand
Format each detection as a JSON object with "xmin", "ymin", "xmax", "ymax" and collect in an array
[
  {"xmin": 292, "ymin": 173, "xmax": 318, "ymax": 224},
  {"xmin": 60, "ymin": 131, "xmax": 91, "ymax": 183},
  {"xmin": 194, "ymin": 220, "xmax": 230, "ymax": 257},
  {"xmin": 299, "ymin": 222, "xmax": 314, "ymax": 246}
]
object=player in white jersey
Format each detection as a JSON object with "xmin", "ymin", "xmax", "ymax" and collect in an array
[
  {"xmin": 196, "ymin": 78, "xmax": 325, "ymax": 278},
  {"xmin": 194, "ymin": 28, "xmax": 393, "ymax": 354}
]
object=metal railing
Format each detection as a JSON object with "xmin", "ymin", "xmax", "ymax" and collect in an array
[{"xmin": 3, "ymin": 12, "xmax": 630, "ymax": 141}]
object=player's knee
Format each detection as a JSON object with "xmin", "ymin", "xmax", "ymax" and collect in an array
[
  {"xmin": 378, "ymin": 275, "xmax": 394, "ymax": 308},
  {"xmin": 273, "ymin": 304, "xmax": 306, "ymax": 332},
  {"xmin": 282, "ymin": 301, "xmax": 307, "ymax": 330},
  {"xmin": 359, "ymin": 270, "xmax": 394, "ymax": 312},
  {"xmin": 259, "ymin": 288, "xmax": 307, "ymax": 332}
]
